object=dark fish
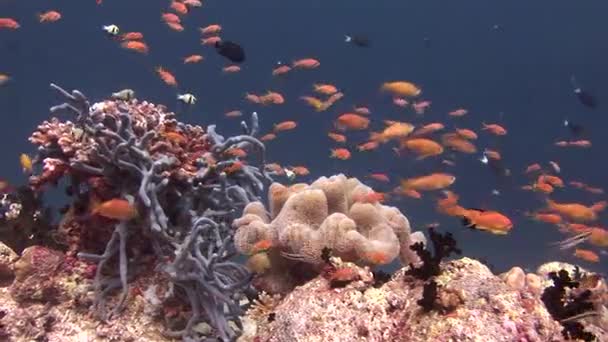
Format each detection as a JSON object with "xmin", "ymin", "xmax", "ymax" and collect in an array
[
  {"xmin": 564, "ymin": 119, "xmax": 585, "ymax": 136},
  {"xmin": 571, "ymin": 76, "xmax": 597, "ymax": 108},
  {"xmin": 215, "ymin": 40, "xmax": 245, "ymax": 63},
  {"xmin": 345, "ymin": 35, "xmax": 370, "ymax": 47}
]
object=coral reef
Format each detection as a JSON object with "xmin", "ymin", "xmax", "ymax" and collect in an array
[
  {"xmin": 233, "ymin": 174, "xmax": 426, "ymax": 294},
  {"xmin": 242, "ymin": 257, "xmax": 568, "ymax": 341},
  {"xmin": 8, "ymin": 84, "xmax": 271, "ymax": 341}
]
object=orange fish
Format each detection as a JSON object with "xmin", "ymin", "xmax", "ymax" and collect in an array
[
  {"xmin": 441, "ymin": 133, "xmax": 477, "ymax": 154},
  {"xmin": 330, "ymin": 148, "xmax": 351, "ymax": 160},
  {"xmin": 313, "ymin": 83, "xmax": 338, "ymax": 95},
  {"xmin": 538, "ymin": 175, "xmax": 564, "ymax": 188},
  {"xmin": 200, "ymin": 24, "xmax": 222, "ymax": 35},
  {"xmin": 224, "ymin": 110, "xmax": 242, "ymax": 118},
  {"xmin": 92, "ymin": 198, "xmax": 138, "ymax": 220},
  {"xmin": 455, "ymin": 128, "xmax": 478, "ymax": 140},
  {"xmin": 364, "ymin": 251, "xmax": 392, "ymax": 265},
  {"xmin": 156, "ymin": 67, "xmax": 177, "ymax": 86},
  {"xmin": 525, "ymin": 163, "xmax": 542, "ymax": 174},
  {"xmin": 401, "ymin": 173, "xmax": 455, "ymax": 192},
  {"xmin": 273, "ymin": 121, "xmax": 297, "ymax": 132},
  {"xmin": 573, "ymin": 248, "xmax": 599, "ymax": 263},
  {"xmin": 354, "ymin": 106, "xmax": 371, "ymax": 115},
  {"xmin": 462, "ymin": 209, "xmax": 513, "ymax": 235},
  {"xmin": 289, "ymin": 166, "xmax": 310, "ymax": 176},
  {"xmin": 166, "ymin": 21, "xmax": 184, "ymax": 32},
  {"xmin": 370, "ymin": 122, "xmax": 414, "ymax": 143},
  {"xmin": 170, "ymin": 1, "xmax": 188, "ymax": 15},
  {"xmin": 380, "ymin": 81, "xmax": 421, "ymax": 97},
  {"xmin": 448, "ymin": 108, "xmax": 468, "ymax": 117},
  {"xmin": 224, "ymin": 148, "xmax": 247, "ymax": 158},
  {"xmin": 162, "ymin": 131, "xmax": 187, "ymax": 145},
  {"xmin": 483, "ymin": 149, "xmax": 501, "ymax": 160},
  {"xmin": 161, "ymin": 13, "xmax": 181, "ymax": 24},
  {"xmin": 300, "ymin": 96, "xmax": 325, "ymax": 111},
  {"xmin": 398, "ymin": 138, "xmax": 443, "ymax": 159},
  {"xmin": 250, "ymin": 239, "xmax": 273, "ymax": 255},
  {"xmin": 223, "ymin": 65, "xmax": 241, "ymax": 73},
  {"xmin": 327, "ymin": 132, "xmax": 346, "ymax": 143},
  {"xmin": 353, "ymin": 191, "xmax": 387, "ymax": 204},
  {"xmin": 201, "ymin": 36, "xmax": 222, "ymax": 46},
  {"xmin": 121, "ymin": 41, "xmax": 149, "ymax": 54},
  {"xmin": 335, "ymin": 113, "xmax": 370, "ymax": 131},
  {"xmin": 292, "ymin": 58, "xmax": 320, "ymax": 69},
  {"xmin": 546, "ymin": 199, "xmax": 599, "ymax": 223},
  {"xmin": 20, "ymin": 153, "xmax": 33, "ymax": 174},
  {"xmin": 121, "ymin": 32, "xmax": 144, "ymax": 41},
  {"xmin": 368, "ymin": 173, "xmax": 390, "ymax": 183},
  {"xmin": 272, "ymin": 65, "xmax": 291, "ymax": 76},
  {"xmin": 411, "ymin": 123, "xmax": 445, "ymax": 137},
  {"xmin": 482, "ymin": 123, "xmax": 507, "ymax": 136},
  {"xmin": 259, "ymin": 91, "xmax": 284, "ymax": 105},
  {"xmin": 0, "ymin": 18, "xmax": 20, "ymax": 30},
  {"xmin": 259, "ymin": 133, "xmax": 276, "ymax": 141},
  {"xmin": 357, "ymin": 141, "xmax": 379, "ymax": 152},
  {"xmin": 38, "ymin": 10, "xmax": 62, "ymax": 23},
  {"xmin": 526, "ymin": 212, "xmax": 562, "ymax": 224},
  {"xmin": 184, "ymin": 54, "xmax": 204, "ymax": 64}
]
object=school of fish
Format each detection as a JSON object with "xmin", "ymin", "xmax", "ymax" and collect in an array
[{"xmin": 1, "ymin": 0, "xmax": 606, "ymax": 266}]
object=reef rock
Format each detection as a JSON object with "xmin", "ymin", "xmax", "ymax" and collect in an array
[{"xmin": 243, "ymin": 257, "xmax": 566, "ymax": 342}]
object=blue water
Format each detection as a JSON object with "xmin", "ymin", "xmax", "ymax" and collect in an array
[{"xmin": 1, "ymin": 0, "xmax": 607, "ymax": 274}]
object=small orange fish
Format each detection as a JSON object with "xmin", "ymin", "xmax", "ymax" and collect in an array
[
  {"xmin": 165, "ymin": 21, "xmax": 184, "ymax": 32},
  {"xmin": 526, "ymin": 212, "xmax": 562, "ymax": 224},
  {"xmin": 357, "ymin": 141, "xmax": 379, "ymax": 152},
  {"xmin": 300, "ymin": 96, "xmax": 325, "ymax": 111},
  {"xmin": 120, "ymin": 32, "xmax": 143, "ymax": 41},
  {"xmin": 483, "ymin": 149, "xmax": 501, "ymax": 160},
  {"xmin": 441, "ymin": 133, "xmax": 477, "ymax": 154},
  {"xmin": 353, "ymin": 106, "xmax": 371, "ymax": 115},
  {"xmin": 330, "ymin": 148, "xmax": 351, "ymax": 160},
  {"xmin": 289, "ymin": 166, "xmax": 310, "ymax": 176},
  {"xmin": 313, "ymin": 83, "xmax": 338, "ymax": 95},
  {"xmin": 161, "ymin": 13, "xmax": 181, "ymax": 24},
  {"xmin": 370, "ymin": 122, "xmax": 415, "ymax": 143},
  {"xmin": 573, "ymin": 248, "xmax": 599, "ymax": 263},
  {"xmin": 92, "ymin": 198, "xmax": 138, "ymax": 221},
  {"xmin": 368, "ymin": 173, "xmax": 390, "ymax": 182},
  {"xmin": 121, "ymin": 41, "xmax": 149, "ymax": 54},
  {"xmin": 0, "ymin": 18, "xmax": 20, "ymax": 30},
  {"xmin": 170, "ymin": 1, "xmax": 188, "ymax": 15},
  {"xmin": 364, "ymin": 251, "xmax": 392, "ymax": 265},
  {"xmin": 448, "ymin": 108, "xmax": 468, "ymax": 117},
  {"xmin": 525, "ymin": 163, "xmax": 542, "ymax": 174},
  {"xmin": 184, "ymin": 54, "xmax": 204, "ymax": 64},
  {"xmin": 20, "ymin": 153, "xmax": 32, "ymax": 174},
  {"xmin": 272, "ymin": 65, "xmax": 291, "ymax": 76},
  {"xmin": 399, "ymin": 138, "xmax": 443, "ymax": 159},
  {"xmin": 455, "ymin": 128, "xmax": 478, "ymax": 140},
  {"xmin": 400, "ymin": 173, "xmax": 456, "ymax": 192},
  {"xmin": 200, "ymin": 24, "xmax": 222, "ymax": 35},
  {"xmin": 273, "ymin": 121, "xmax": 297, "ymax": 132},
  {"xmin": 223, "ymin": 65, "xmax": 241, "ymax": 73},
  {"xmin": 201, "ymin": 36, "xmax": 222, "ymax": 46},
  {"xmin": 292, "ymin": 58, "xmax": 320, "ymax": 69},
  {"xmin": 482, "ymin": 123, "xmax": 507, "ymax": 136},
  {"xmin": 546, "ymin": 199, "xmax": 598, "ymax": 223},
  {"xmin": 38, "ymin": 10, "xmax": 62, "ymax": 23},
  {"xmin": 156, "ymin": 67, "xmax": 177, "ymax": 87},
  {"xmin": 224, "ymin": 148, "xmax": 247, "ymax": 158},
  {"xmin": 327, "ymin": 132, "xmax": 346, "ymax": 143},
  {"xmin": 259, "ymin": 133, "xmax": 276, "ymax": 141},
  {"xmin": 224, "ymin": 110, "xmax": 242, "ymax": 118},
  {"xmin": 335, "ymin": 113, "xmax": 370, "ymax": 131},
  {"xmin": 250, "ymin": 239, "xmax": 273, "ymax": 255},
  {"xmin": 462, "ymin": 209, "xmax": 513, "ymax": 235},
  {"xmin": 162, "ymin": 131, "xmax": 187, "ymax": 145},
  {"xmin": 380, "ymin": 81, "xmax": 421, "ymax": 97},
  {"xmin": 411, "ymin": 123, "xmax": 445, "ymax": 137}
]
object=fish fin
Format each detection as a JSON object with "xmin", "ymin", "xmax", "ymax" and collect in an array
[
  {"xmin": 466, "ymin": 207, "xmax": 486, "ymax": 212},
  {"xmin": 461, "ymin": 216, "xmax": 473, "ymax": 227}
]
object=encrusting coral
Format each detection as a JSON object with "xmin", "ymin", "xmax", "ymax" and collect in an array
[{"xmin": 233, "ymin": 174, "xmax": 426, "ymax": 293}]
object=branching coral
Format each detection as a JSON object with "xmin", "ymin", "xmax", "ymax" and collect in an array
[
  {"xmin": 26, "ymin": 83, "xmax": 269, "ymax": 341},
  {"xmin": 233, "ymin": 174, "xmax": 424, "ymax": 293}
]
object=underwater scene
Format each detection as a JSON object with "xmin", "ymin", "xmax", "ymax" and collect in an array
[{"xmin": 1, "ymin": 0, "xmax": 608, "ymax": 341}]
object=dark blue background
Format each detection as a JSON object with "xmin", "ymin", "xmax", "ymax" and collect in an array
[{"xmin": 1, "ymin": 0, "xmax": 607, "ymax": 274}]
